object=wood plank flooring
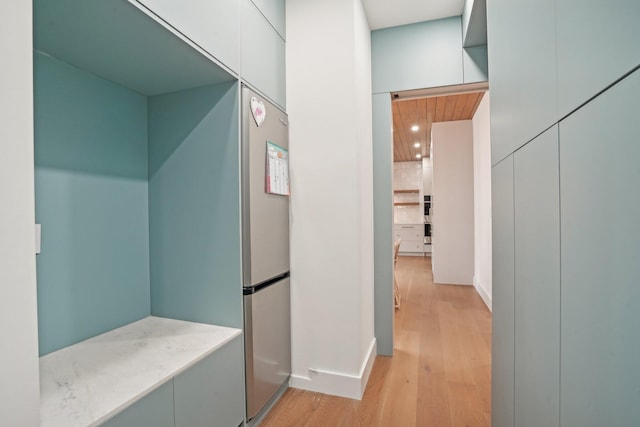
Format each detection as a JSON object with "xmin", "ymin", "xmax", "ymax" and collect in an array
[{"xmin": 260, "ymin": 256, "xmax": 491, "ymax": 427}]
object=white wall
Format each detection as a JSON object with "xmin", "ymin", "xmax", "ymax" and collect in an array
[
  {"xmin": 472, "ymin": 92, "xmax": 492, "ymax": 309},
  {"xmin": 0, "ymin": 2, "xmax": 41, "ymax": 425},
  {"xmin": 432, "ymin": 120, "xmax": 475, "ymax": 285},
  {"xmin": 286, "ymin": 0, "xmax": 376, "ymax": 399}
]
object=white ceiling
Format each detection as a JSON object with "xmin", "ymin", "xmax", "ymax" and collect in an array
[{"xmin": 362, "ymin": 0, "xmax": 465, "ymax": 30}]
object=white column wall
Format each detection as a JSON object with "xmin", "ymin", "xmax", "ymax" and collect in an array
[
  {"xmin": 0, "ymin": 2, "xmax": 41, "ymax": 425},
  {"xmin": 431, "ymin": 120, "xmax": 475, "ymax": 285},
  {"xmin": 472, "ymin": 92, "xmax": 492, "ymax": 309},
  {"xmin": 286, "ymin": 0, "xmax": 375, "ymax": 399},
  {"xmin": 353, "ymin": 0, "xmax": 376, "ymax": 394}
]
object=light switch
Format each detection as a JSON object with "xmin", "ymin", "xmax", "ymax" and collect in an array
[{"xmin": 35, "ymin": 224, "xmax": 41, "ymax": 255}]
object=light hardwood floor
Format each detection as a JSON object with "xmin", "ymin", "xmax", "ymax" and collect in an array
[{"xmin": 260, "ymin": 256, "xmax": 492, "ymax": 427}]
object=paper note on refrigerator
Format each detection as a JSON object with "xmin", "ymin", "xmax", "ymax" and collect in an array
[{"xmin": 266, "ymin": 141, "xmax": 290, "ymax": 196}]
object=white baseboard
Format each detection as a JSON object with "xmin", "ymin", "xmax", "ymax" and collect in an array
[
  {"xmin": 359, "ymin": 338, "xmax": 377, "ymax": 397},
  {"xmin": 473, "ymin": 275, "xmax": 492, "ymax": 311},
  {"xmin": 289, "ymin": 338, "xmax": 377, "ymax": 400}
]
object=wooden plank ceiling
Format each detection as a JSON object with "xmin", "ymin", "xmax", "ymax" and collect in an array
[{"xmin": 393, "ymin": 91, "xmax": 485, "ymax": 162}]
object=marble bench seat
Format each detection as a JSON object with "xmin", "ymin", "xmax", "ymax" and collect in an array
[{"xmin": 39, "ymin": 316, "xmax": 241, "ymax": 427}]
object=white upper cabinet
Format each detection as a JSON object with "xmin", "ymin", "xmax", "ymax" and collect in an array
[{"xmin": 131, "ymin": 0, "xmax": 240, "ymax": 73}]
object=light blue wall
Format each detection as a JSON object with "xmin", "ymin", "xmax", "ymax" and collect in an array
[
  {"xmin": 34, "ymin": 52, "xmax": 150, "ymax": 355},
  {"xmin": 148, "ymin": 81, "xmax": 242, "ymax": 329},
  {"xmin": 372, "ymin": 93, "xmax": 394, "ymax": 356},
  {"xmin": 371, "ymin": 17, "xmax": 464, "ymax": 94}
]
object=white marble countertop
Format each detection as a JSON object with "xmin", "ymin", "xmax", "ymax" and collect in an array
[{"xmin": 39, "ymin": 316, "xmax": 241, "ymax": 427}]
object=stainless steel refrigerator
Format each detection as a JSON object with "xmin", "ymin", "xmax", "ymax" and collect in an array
[{"xmin": 241, "ymin": 86, "xmax": 291, "ymax": 422}]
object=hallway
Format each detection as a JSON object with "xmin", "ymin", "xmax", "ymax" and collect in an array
[{"xmin": 260, "ymin": 256, "xmax": 492, "ymax": 426}]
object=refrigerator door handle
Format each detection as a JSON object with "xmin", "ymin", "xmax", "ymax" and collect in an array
[{"xmin": 243, "ymin": 272, "xmax": 290, "ymax": 295}]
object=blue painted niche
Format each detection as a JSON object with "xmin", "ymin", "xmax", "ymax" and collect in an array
[
  {"xmin": 35, "ymin": 53, "xmax": 150, "ymax": 355},
  {"xmin": 34, "ymin": 52, "xmax": 242, "ymax": 355}
]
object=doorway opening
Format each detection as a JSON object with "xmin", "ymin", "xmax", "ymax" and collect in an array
[{"xmin": 392, "ymin": 87, "xmax": 486, "ymax": 261}]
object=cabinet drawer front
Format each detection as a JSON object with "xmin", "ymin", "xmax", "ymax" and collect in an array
[
  {"xmin": 174, "ymin": 336, "xmax": 244, "ymax": 427},
  {"xmin": 100, "ymin": 381, "xmax": 174, "ymax": 427},
  {"xmin": 399, "ymin": 241, "xmax": 423, "ymax": 253},
  {"xmin": 394, "ymin": 226, "xmax": 423, "ymax": 241}
]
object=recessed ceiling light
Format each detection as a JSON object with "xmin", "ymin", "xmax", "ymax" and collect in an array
[
  {"xmin": 416, "ymin": 154, "xmax": 422, "ymax": 159},
  {"xmin": 414, "ymin": 142, "xmax": 420, "ymax": 148},
  {"xmin": 411, "ymin": 125, "xmax": 419, "ymax": 132}
]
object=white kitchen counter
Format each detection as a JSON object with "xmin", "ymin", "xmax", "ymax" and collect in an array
[{"xmin": 39, "ymin": 316, "xmax": 241, "ymax": 427}]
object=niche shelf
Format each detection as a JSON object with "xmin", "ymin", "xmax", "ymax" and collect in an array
[{"xmin": 393, "ymin": 189, "xmax": 421, "ymax": 206}]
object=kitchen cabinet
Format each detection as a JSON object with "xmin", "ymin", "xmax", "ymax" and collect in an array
[
  {"xmin": 394, "ymin": 224, "xmax": 424, "ymax": 255},
  {"xmin": 487, "ymin": 0, "xmax": 558, "ymax": 165},
  {"xmin": 251, "ymin": 0, "xmax": 286, "ymax": 39},
  {"xmin": 559, "ymin": 68, "xmax": 640, "ymax": 427},
  {"xmin": 556, "ymin": 0, "xmax": 640, "ymax": 117},
  {"xmin": 241, "ymin": 0, "xmax": 286, "ymax": 108},
  {"xmin": 41, "ymin": 317, "xmax": 242, "ymax": 427},
  {"xmin": 174, "ymin": 336, "xmax": 244, "ymax": 427},
  {"xmin": 513, "ymin": 127, "xmax": 560, "ymax": 427},
  {"xmin": 101, "ymin": 381, "xmax": 174, "ymax": 427},
  {"xmin": 131, "ymin": 0, "xmax": 240, "ymax": 73}
]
